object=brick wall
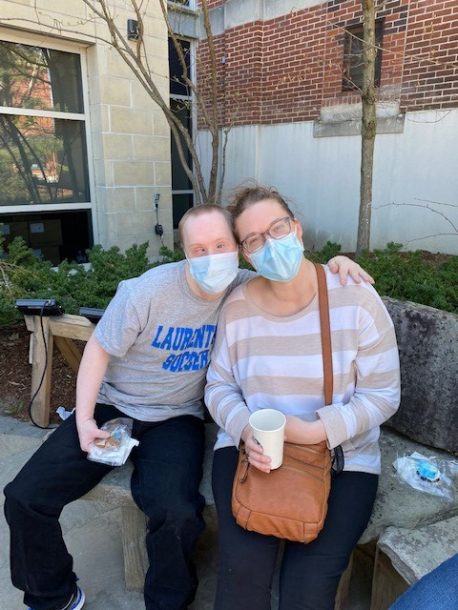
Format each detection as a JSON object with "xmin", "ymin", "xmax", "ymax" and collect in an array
[
  {"xmin": 261, "ymin": 6, "xmax": 328, "ymax": 123},
  {"xmin": 401, "ymin": 0, "xmax": 458, "ymax": 111},
  {"xmin": 197, "ymin": 0, "xmax": 458, "ymax": 127},
  {"xmin": 196, "ymin": 0, "xmax": 225, "ymax": 9},
  {"xmin": 322, "ymin": 0, "xmax": 408, "ymax": 108}
]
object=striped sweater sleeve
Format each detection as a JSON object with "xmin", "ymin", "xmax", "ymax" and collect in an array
[
  {"xmin": 317, "ymin": 288, "xmax": 400, "ymax": 449},
  {"xmin": 205, "ymin": 308, "xmax": 251, "ymax": 447}
]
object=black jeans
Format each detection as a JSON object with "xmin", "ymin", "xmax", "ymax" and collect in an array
[
  {"xmin": 4, "ymin": 404, "xmax": 205, "ymax": 610},
  {"xmin": 212, "ymin": 446, "xmax": 378, "ymax": 610}
]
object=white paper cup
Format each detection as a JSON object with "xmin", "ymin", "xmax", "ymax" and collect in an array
[{"xmin": 249, "ymin": 409, "xmax": 286, "ymax": 469}]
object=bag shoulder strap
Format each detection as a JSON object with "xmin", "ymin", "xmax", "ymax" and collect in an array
[{"xmin": 313, "ymin": 263, "xmax": 333, "ymax": 406}]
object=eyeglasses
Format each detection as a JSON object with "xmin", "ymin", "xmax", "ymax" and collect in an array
[{"xmin": 240, "ymin": 216, "xmax": 294, "ymax": 253}]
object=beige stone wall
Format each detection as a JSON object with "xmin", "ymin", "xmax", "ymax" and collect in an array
[{"xmin": 0, "ymin": 0, "xmax": 173, "ymax": 257}]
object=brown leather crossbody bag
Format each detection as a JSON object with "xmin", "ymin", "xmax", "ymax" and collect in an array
[{"xmin": 231, "ymin": 263, "xmax": 343, "ymax": 543}]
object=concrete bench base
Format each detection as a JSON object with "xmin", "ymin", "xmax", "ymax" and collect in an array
[
  {"xmin": 83, "ymin": 423, "xmax": 458, "ymax": 602},
  {"xmin": 116, "ymin": 501, "xmax": 353, "ymax": 609},
  {"xmin": 370, "ymin": 515, "xmax": 458, "ymax": 609},
  {"xmin": 121, "ymin": 505, "xmax": 147, "ymax": 592},
  {"xmin": 81, "ymin": 424, "xmax": 458, "ymax": 598},
  {"xmin": 359, "ymin": 428, "xmax": 458, "ymax": 543},
  {"xmin": 82, "ymin": 424, "xmax": 217, "ymax": 593}
]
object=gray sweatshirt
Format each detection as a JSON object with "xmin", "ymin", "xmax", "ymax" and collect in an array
[{"xmin": 94, "ymin": 260, "xmax": 251, "ymax": 421}]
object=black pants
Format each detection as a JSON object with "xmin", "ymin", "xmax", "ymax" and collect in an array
[
  {"xmin": 212, "ymin": 447, "xmax": 378, "ymax": 610},
  {"xmin": 4, "ymin": 404, "xmax": 205, "ymax": 610}
]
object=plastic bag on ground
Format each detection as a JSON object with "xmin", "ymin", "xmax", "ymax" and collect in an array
[{"xmin": 392, "ymin": 451, "xmax": 458, "ymax": 501}]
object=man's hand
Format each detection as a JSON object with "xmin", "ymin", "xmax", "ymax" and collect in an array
[
  {"xmin": 328, "ymin": 255, "xmax": 374, "ymax": 286},
  {"xmin": 75, "ymin": 334, "xmax": 111, "ymax": 452},
  {"xmin": 77, "ymin": 417, "xmax": 110, "ymax": 453}
]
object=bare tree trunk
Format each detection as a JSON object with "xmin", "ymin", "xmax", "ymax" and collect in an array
[
  {"xmin": 217, "ymin": 126, "xmax": 230, "ymax": 204},
  {"xmin": 82, "ymin": 0, "xmax": 221, "ymax": 206},
  {"xmin": 357, "ymin": 0, "xmax": 377, "ymax": 255},
  {"xmin": 201, "ymin": 1, "xmax": 220, "ymax": 204}
]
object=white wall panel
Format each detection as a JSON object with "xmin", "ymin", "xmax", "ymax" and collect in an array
[{"xmin": 198, "ymin": 109, "xmax": 458, "ymax": 254}]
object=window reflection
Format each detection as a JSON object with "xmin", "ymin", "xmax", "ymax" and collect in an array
[
  {"xmin": 169, "ymin": 38, "xmax": 191, "ymax": 97},
  {"xmin": 0, "ymin": 41, "xmax": 84, "ymax": 113},
  {"xmin": 0, "ymin": 115, "xmax": 89, "ymax": 205},
  {"xmin": 171, "ymin": 98, "xmax": 192, "ymax": 191}
]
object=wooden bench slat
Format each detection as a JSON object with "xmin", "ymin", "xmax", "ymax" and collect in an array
[
  {"xmin": 54, "ymin": 336, "xmax": 83, "ymax": 373},
  {"xmin": 49, "ymin": 315, "xmax": 95, "ymax": 341},
  {"xmin": 29, "ymin": 317, "xmax": 53, "ymax": 428}
]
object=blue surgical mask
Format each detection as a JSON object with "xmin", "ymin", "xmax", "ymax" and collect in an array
[
  {"xmin": 187, "ymin": 251, "xmax": 239, "ymax": 294},
  {"xmin": 250, "ymin": 232, "xmax": 304, "ymax": 282}
]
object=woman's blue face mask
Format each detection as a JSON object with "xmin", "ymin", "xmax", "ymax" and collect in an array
[{"xmin": 249, "ymin": 232, "xmax": 304, "ymax": 282}]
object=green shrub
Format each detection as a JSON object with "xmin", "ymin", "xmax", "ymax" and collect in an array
[
  {"xmin": 155, "ymin": 245, "xmax": 185, "ymax": 264},
  {"xmin": 306, "ymin": 241, "xmax": 342, "ymax": 264},
  {"xmin": 0, "ymin": 238, "xmax": 456, "ymax": 327},
  {"xmin": 357, "ymin": 242, "xmax": 457, "ymax": 313},
  {"xmin": 0, "ymin": 239, "xmax": 154, "ymax": 325},
  {"xmin": 76, "ymin": 243, "xmax": 152, "ymax": 309}
]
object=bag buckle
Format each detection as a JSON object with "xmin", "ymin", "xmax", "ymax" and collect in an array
[{"xmin": 332, "ymin": 445, "xmax": 345, "ymax": 474}]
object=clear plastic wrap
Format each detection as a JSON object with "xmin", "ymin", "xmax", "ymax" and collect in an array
[
  {"xmin": 87, "ymin": 417, "xmax": 139, "ymax": 466},
  {"xmin": 392, "ymin": 451, "xmax": 458, "ymax": 501}
]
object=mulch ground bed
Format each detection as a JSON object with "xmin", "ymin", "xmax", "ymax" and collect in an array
[{"xmin": 0, "ymin": 322, "xmax": 77, "ymax": 424}]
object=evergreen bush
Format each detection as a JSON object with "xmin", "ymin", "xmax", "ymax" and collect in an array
[{"xmin": 0, "ymin": 237, "xmax": 456, "ymax": 327}]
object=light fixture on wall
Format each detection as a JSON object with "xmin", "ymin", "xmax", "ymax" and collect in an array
[{"xmin": 127, "ymin": 19, "xmax": 139, "ymax": 41}]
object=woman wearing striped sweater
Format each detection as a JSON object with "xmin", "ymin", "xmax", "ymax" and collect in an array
[{"xmin": 205, "ymin": 185, "xmax": 401, "ymax": 610}]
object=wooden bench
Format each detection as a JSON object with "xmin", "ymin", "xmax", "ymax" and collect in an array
[{"xmin": 24, "ymin": 313, "xmax": 94, "ymax": 427}]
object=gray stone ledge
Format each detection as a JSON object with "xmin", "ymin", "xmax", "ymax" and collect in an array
[
  {"xmin": 359, "ymin": 429, "xmax": 458, "ymax": 545},
  {"xmin": 313, "ymin": 114, "xmax": 405, "ymax": 137},
  {"xmin": 169, "ymin": 2, "xmax": 199, "ymax": 39},
  {"xmin": 382, "ymin": 298, "xmax": 458, "ymax": 453},
  {"xmin": 314, "ymin": 101, "xmax": 405, "ymax": 137},
  {"xmin": 201, "ymin": 0, "xmax": 327, "ymax": 38},
  {"xmin": 81, "ymin": 427, "xmax": 458, "ymax": 546},
  {"xmin": 377, "ymin": 516, "xmax": 458, "ymax": 585}
]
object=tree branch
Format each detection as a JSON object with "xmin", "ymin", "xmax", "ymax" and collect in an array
[{"xmin": 374, "ymin": 202, "xmax": 458, "ymax": 234}]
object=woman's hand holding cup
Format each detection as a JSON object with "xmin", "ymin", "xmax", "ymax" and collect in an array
[
  {"xmin": 241, "ymin": 427, "xmax": 272, "ymax": 472},
  {"xmin": 242, "ymin": 409, "xmax": 286, "ymax": 472}
]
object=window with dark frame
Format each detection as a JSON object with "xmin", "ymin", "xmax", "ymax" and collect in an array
[
  {"xmin": 0, "ymin": 41, "xmax": 90, "ymax": 206},
  {"xmin": 169, "ymin": 37, "xmax": 194, "ymax": 229},
  {"xmin": 342, "ymin": 20, "xmax": 384, "ymax": 91},
  {"xmin": 0, "ymin": 39, "xmax": 93, "ymax": 264}
]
